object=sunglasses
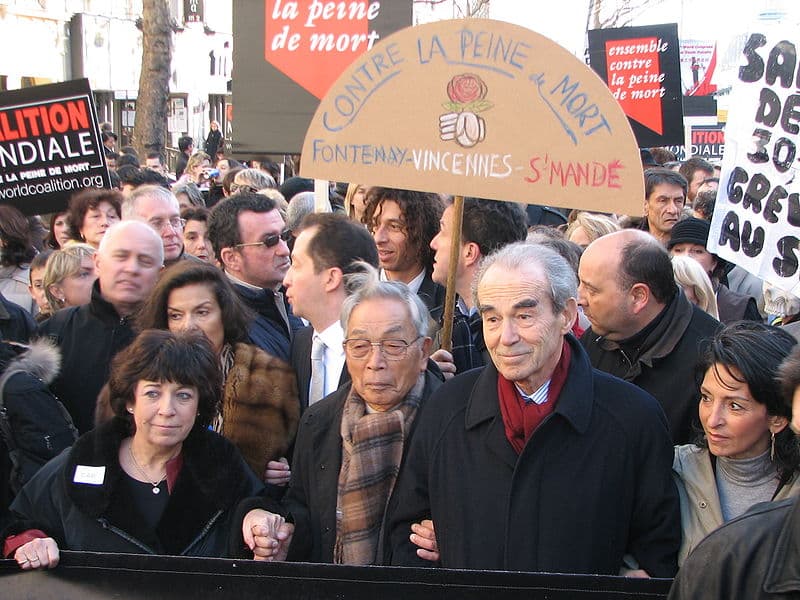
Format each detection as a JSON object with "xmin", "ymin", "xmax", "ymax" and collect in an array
[{"xmin": 233, "ymin": 229, "xmax": 293, "ymax": 249}]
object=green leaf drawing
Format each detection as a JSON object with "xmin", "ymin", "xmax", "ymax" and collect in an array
[
  {"xmin": 468, "ymin": 100, "xmax": 494, "ymax": 113},
  {"xmin": 441, "ymin": 101, "xmax": 463, "ymax": 112}
]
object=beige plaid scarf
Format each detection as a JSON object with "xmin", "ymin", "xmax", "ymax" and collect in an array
[{"xmin": 333, "ymin": 374, "xmax": 424, "ymax": 565}]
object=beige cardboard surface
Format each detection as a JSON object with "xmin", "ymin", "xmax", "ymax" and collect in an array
[{"xmin": 301, "ymin": 19, "xmax": 645, "ymax": 214}]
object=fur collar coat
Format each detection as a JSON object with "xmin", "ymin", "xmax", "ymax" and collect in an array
[{"xmin": 4, "ymin": 418, "xmax": 264, "ymax": 558}]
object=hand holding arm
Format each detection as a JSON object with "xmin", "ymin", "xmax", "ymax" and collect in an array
[
  {"xmin": 242, "ymin": 509, "xmax": 294, "ymax": 561},
  {"xmin": 264, "ymin": 457, "xmax": 291, "ymax": 486},
  {"xmin": 430, "ymin": 349, "xmax": 456, "ymax": 380},
  {"xmin": 410, "ymin": 519, "xmax": 440, "ymax": 563}
]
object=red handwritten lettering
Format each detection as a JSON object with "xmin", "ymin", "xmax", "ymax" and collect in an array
[{"xmin": 524, "ymin": 156, "xmax": 623, "ymax": 188}]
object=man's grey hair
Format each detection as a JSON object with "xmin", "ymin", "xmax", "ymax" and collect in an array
[
  {"xmin": 98, "ymin": 220, "xmax": 164, "ymax": 266},
  {"xmin": 123, "ymin": 185, "xmax": 179, "ymax": 220},
  {"xmin": 473, "ymin": 242, "xmax": 577, "ymax": 313},
  {"xmin": 341, "ymin": 262, "xmax": 430, "ymax": 338},
  {"xmin": 285, "ymin": 191, "xmax": 331, "ymax": 231}
]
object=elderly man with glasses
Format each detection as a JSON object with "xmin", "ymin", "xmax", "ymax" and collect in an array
[
  {"xmin": 123, "ymin": 185, "xmax": 195, "ymax": 267},
  {"xmin": 207, "ymin": 192, "xmax": 302, "ymax": 361},
  {"xmin": 238, "ymin": 264, "xmax": 442, "ymax": 565}
]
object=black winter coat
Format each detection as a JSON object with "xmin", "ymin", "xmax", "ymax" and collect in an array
[
  {"xmin": 277, "ymin": 369, "xmax": 441, "ymax": 563},
  {"xmin": 3, "ymin": 418, "xmax": 264, "ymax": 558},
  {"xmin": 385, "ymin": 335, "xmax": 681, "ymax": 577},
  {"xmin": 581, "ymin": 291, "xmax": 721, "ymax": 444},
  {"xmin": 668, "ymin": 497, "xmax": 800, "ymax": 600},
  {"xmin": 0, "ymin": 292, "xmax": 35, "ymax": 343},
  {"xmin": 233, "ymin": 283, "xmax": 302, "ymax": 362},
  {"xmin": 38, "ymin": 282, "xmax": 136, "ymax": 434},
  {"xmin": 0, "ymin": 340, "xmax": 76, "ymax": 514}
]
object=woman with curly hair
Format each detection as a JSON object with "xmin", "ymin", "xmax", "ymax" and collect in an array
[
  {"xmin": 66, "ymin": 188, "xmax": 122, "ymax": 248},
  {"xmin": 673, "ymin": 322, "xmax": 800, "ymax": 565}
]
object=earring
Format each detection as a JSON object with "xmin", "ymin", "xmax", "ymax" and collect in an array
[
  {"xmin": 771, "ymin": 431, "xmax": 776, "ymax": 462},
  {"xmin": 127, "ymin": 408, "xmax": 133, "ymax": 414}
]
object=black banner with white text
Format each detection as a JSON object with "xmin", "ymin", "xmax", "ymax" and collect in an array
[{"xmin": 0, "ymin": 79, "xmax": 109, "ymax": 216}]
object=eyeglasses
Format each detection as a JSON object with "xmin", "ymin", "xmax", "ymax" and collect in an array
[
  {"xmin": 343, "ymin": 336, "xmax": 422, "ymax": 360},
  {"xmin": 234, "ymin": 229, "xmax": 293, "ymax": 250},
  {"xmin": 149, "ymin": 217, "xmax": 186, "ymax": 232}
]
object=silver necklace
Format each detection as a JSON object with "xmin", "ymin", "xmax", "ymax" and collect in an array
[{"xmin": 128, "ymin": 443, "xmax": 166, "ymax": 495}]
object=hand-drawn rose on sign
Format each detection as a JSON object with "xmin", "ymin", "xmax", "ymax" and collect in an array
[{"xmin": 439, "ymin": 73, "xmax": 493, "ymax": 148}]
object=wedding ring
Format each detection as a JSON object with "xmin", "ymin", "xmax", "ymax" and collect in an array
[
  {"xmin": 30, "ymin": 557, "xmax": 40, "ymax": 562},
  {"xmin": 19, "ymin": 558, "xmax": 29, "ymax": 564}
]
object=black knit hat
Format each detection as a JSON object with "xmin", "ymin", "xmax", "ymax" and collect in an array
[{"xmin": 667, "ymin": 217, "xmax": 709, "ymax": 249}]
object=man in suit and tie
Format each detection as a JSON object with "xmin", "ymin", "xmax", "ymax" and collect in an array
[{"xmin": 284, "ymin": 213, "xmax": 379, "ymax": 411}]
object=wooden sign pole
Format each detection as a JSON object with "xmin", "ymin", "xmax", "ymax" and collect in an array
[{"xmin": 439, "ymin": 195, "xmax": 464, "ymax": 352}]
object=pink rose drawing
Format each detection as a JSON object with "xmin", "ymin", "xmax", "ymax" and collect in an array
[
  {"xmin": 448, "ymin": 74, "xmax": 486, "ymax": 104},
  {"xmin": 440, "ymin": 74, "xmax": 492, "ymax": 148},
  {"xmin": 445, "ymin": 74, "xmax": 492, "ymax": 112}
]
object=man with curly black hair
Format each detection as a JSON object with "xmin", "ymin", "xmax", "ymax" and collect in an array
[{"xmin": 362, "ymin": 187, "xmax": 445, "ymax": 323}]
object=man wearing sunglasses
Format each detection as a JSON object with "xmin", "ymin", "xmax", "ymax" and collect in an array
[{"xmin": 208, "ymin": 193, "xmax": 302, "ymax": 361}]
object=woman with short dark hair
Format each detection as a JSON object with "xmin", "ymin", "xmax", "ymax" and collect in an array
[
  {"xmin": 673, "ymin": 322, "xmax": 800, "ymax": 564},
  {"xmin": 66, "ymin": 188, "xmax": 122, "ymax": 248},
  {"xmin": 2, "ymin": 329, "xmax": 265, "ymax": 569}
]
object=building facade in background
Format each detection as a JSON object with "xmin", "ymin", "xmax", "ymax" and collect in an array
[{"xmin": 0, "ymin": 0, "xmax": 231, "ymax": 155}]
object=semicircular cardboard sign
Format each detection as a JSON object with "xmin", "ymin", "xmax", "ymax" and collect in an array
[{"xmin": 301, "ymin": 18, "xmax": 644, "ymax": 214}]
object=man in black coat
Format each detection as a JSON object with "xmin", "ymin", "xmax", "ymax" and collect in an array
[
  {"xmin": 384, "ymin": 242, "xmax": 680, "ymax": 577},
  {"xmin": 578, "ymin": 230, "xmax": 721, "ymax": 444},
  {"xmin": 38, "ymin": 221, "xmax": 163, "ymax": 433},
  {"xmin": 241, "ymin": 268, "xmax": 440, "ymax": 564},
  {"xmin": 174, "ymin": 136, "xmax": 193, "ymax": 180},
  {"xmin": 208, "ymin": 193, "xmax": 302, "ymax": 362}
]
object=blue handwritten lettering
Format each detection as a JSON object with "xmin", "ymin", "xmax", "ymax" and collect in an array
[
  {"xmin": 322, "ymin": 43, "xmax": 404, "ymax": 132},
  {"xmin": 414, "ymin": 30, "xmax": 515, "ymax": 78},
  {"xmin": 459, "ymin": 29, "xmax": 530, "ymax": 70},
  {"xmin": 529, "ymin": 72, "xmax": 612, "ymax": 145},
  {"xmin": 417, "ymin": 34, "xmax": 449, "ymax": 65}
]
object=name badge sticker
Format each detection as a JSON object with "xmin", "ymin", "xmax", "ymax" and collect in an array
[{"xmin": 73, "ymin": 465, "xmax": 106, "ymax": 486}]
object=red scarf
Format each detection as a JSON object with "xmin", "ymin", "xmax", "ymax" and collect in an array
[{"xmin": 497, "ymin": 340, "xmax": 571, "ymax": 454}]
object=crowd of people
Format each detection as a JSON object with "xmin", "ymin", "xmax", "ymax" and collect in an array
[{"xmin": 0, "ymin": 135, "xmax": 799, "ymax": 598}]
